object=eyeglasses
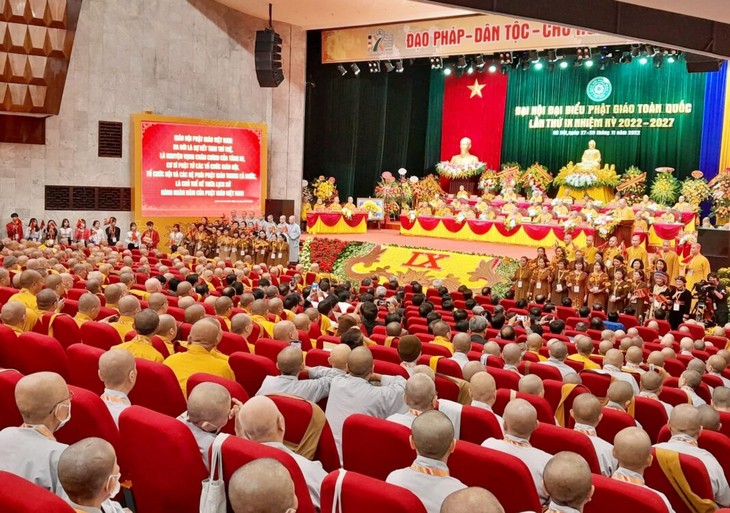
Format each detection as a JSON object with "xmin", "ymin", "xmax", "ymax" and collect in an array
[{"xmin": 50, "ymin": 391, "xmax": 74, "ymax": 413}]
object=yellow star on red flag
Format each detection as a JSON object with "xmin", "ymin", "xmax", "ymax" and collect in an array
[{"xmin": 467, "ymin": 78, "xmax": 486, "ymax": 98}]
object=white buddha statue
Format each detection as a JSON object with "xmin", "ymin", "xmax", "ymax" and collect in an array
[
  {"xmin": 577, "ymin": 140, "xmax": 601, "ymax": 172},
  {"xmin": 450, "ymin": 137, "xmax": 479, "ymax": 165}
]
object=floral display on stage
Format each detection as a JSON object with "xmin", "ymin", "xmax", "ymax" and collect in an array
[
  {"xmin": 311, "ymin": 176, "xmax": 339, "ymax": 204},
  {"xmin": 553, "ymin": 163, "xmax": 619, "ymax": 190},
  {"xmin": 680, "ymin": 171, "xmax": 711, "ymax": 210},
  {"xmin": 300, "ymin": 237, "xmax": 517, "ymax": 295},
  {"xmin": 518, "ymin": 162, "xmax": 552, "ymax": 197},
  {"xmin": 435, "ymin": 161, "xmax": 486, "ymax": 179},
  {"xmin": 709, "ymin": 169, "xmax": 730, "ymax": 224},
  {"xmin": 650, "ymin": 167, "xmax": 680, "ymax": 206},
  {"xmin": 410, "ymin": 174, "xmax": 445, "ymax": 204},
  {"xmin": 374, "ymin": 171, "xmax": 413, "ymax": 218},
  {"xmin": 477, "ymin": 167, "xmax": 500, "ymax": 195},
  {"xmin": 616, "ymin": 166, "xmax": 646, "ymax": 205}
]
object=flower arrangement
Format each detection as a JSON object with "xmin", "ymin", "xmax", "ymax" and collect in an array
[
  {"xmin": 301, "ymin": 180, "xmax": 313, "ymax": 205},
  {"xmin": 477, "ymin": 168, "xmax": 500, "ymax": 194},
  {"xmin": 616, "ymin": 166, "xmax": 646, "ymax": 205},
  {"xmin": 411, "ymin": 174, "xmax": 445, "ymax": 204},
  {"xmin": 650, "ymin": 168, "xmax": 680, "ymax": 206},
  {"xmin": 311, "ymin": 176, "xmax": 338, "ymax": 204},
  {"xmin": 361, "ymin": 200, "xmax": 382, "ymax": 216},
  {"xmin": 435, "ymin": 161, "xmax": 486, "ymax": 179},
  {"xmin": 519, "ymin": 163, "xmax": 553, "ymax": 197},
  {"xmin": 303, "ymin": 237, "xmax": 350, "ymax": 272},
  {"xmin": 593, "ymin": 214, "xmax": 621, "ymax": 238},
  {"xmin": 710, "ymin": 170, "xmax": 730, "ymax": 223},
  {"xmin": 341, "ymin": 207, "xmax": 353, "ymax": 220},
  {"xmin": 553, "ymin": 163, "xmax": 619, "ymax": 190},
  {"xmin": 681, "ymin": 171, "xmax": 711, "ymax": 209}
]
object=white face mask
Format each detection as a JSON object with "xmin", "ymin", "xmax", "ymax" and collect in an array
[
  {"xmin": 55, "ymin": 401, "xmax": 71, "ymax": 431},
  {"xmin": 107, "ymin": 472, "xmax": 121, "ymax": 498}
]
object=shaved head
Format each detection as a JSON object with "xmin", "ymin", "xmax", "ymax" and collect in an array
[
  {"xmin": 613, "ymin": 427, "xmax": 652, "ymax": 472},
  {"xmin": 184, "ymin": 303, "xmax": 206, "ymax": 324},
  {"xmin": 669, "ymin": 403, "xmax": 701, "ymax": 438},
  {"xmin": 452, "ymin": 332, "xmax": 471, "ymax": 354},
  {"xmin": 440, "ymin": 487, "xmax": 505, "ymax": 513},
  {"xmin": 603, "ymin": 349, "xmax": 624, "ymax": 368},
  {"xmin": 713, "ymin": 387, "xmax": 730, "ymax": 411},
  {"xmin": 698, "ymin": 404, "xmax": 721, "ymax": 431},
  {"xmin": 462, "ymin": 361, "xmax": 486, "ymax": 382},
  {"xmin": 469, "ymin": 371, "xmax": 497, "ymax": 405},
  {"xmin": 543, "ymin": 452, "xmax": 593, "ymax": 508},
  {"xmin": 548, "ymin": 341, "xmax": 568, "ymax": 361},
  {"xmin": 187, "ymin": 382, "xmax": 231, "ymax": 427},
  {"xmin": 411, "ymin": 410, "xmax": 455, "ymax": 460},
  {"xmin": 147, "ymin": 292, "xmax": 168, "ymax": 313},
  {"xmin": 98, "ymin": 349, "xmax": 136, "ymax": 389},
  {"xmin": 58, "ymin": 437, "xmax": 117, "ymax": 504},
  {"xmin": 571, "ymin": 393, "xmax": 602, "ymax": 426},
  {"xmin": 347, "ymin": 347, "xmax": 374, "ymax": 378},
  {"xmin": 502, "ymin": 343, "xmax": 522, "ymax": 366},
  {"xmin": 188, "ymin": 318, "xmax": 221, "ymax": 349},
  {"xmin": 78, "ymin": 293, "xmax": 101, "ymax": 315},
  {"xmin": 117, "ymin": 295, "xmax": 141, "ymax": 317},
  {"xmin": 133, "ymin": 309, "xmax": 159, "ymax": 336},
  {"xmin": 229, "ymin": 458, "xmax": 297, "ymax": 513},
  {"xmin": 15, "ymin": 371, "xmax": 69, "ymax": 425},
  {"xmin": 272, "ymin": 320, "xmax": 297, "ymax": 343},
  {"xmin": 607, "ymin": 381, "xmax": 633, "ymax": 408},
  {"xmin": 328, "ymin": 344, "xmax": 351, "ymax": 371},
  {"xmin": 518, "ymin": 374, "xmax": 544, "ymax": 397},
  {"xmin": 503, "ymin": 398, "xmax": 538, "ymax": 439},
  {"xmin": 236, "ymin": 396, "xmax": 284, "ymax": 442},
  {"xmin": 276, "ymin": 346, "xmax": 304, "ymax": 376},
  {"xmin": 1, "ymin": 301, "xmax": 26, "ymax": 327},
  {"xmin": 404, "ymin": 374, "xmax": 437, "ymax": 411},
  {"xmin": 640, "ymin": 371, "xmax": 663, "ymax": 394}
]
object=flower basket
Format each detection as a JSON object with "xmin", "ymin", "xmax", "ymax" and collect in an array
[{"xmin": 435, "ymin": 161, "xmax": 486, "ymax": 179}]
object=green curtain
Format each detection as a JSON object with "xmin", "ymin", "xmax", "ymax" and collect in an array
[
  {"xmin": 304, "ymin": 32, "xmax": 430, "ymax": 199},
  {"xmin": 501, "ymin": 56, "xmax": 707, "ymax": 184},
  {"xmin": 424, "ymin": 70, "xmax": 444, "ymax": 172}
]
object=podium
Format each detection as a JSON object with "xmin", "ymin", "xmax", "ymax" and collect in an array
[{"xmin": 614, "ymin": 220, "xmax": 634, "ymax": 247}]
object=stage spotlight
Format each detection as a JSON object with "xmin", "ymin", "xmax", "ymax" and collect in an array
[
  {"xmin": 584, "ymin": 59, "xmax": 594, "ymax": 68},
  {"xmin": 529, "ymin": 50, "xmax": 539, "ymax": 62},
  {"xmin": 350, "ymin": 63, "xmax": 361, "ymax": 75},
  {"xmin": 534, "ymin": 61, "xmax": 543, "ymax": 70},
  {"xmin": 488, "ymin": 64, "xmax": 497, "ymax": 73},
  {"xmin": 383, "ymin": 60, "xmax": 394, "ymax": 72},
  {"xmin": 631, "ymin": 44, "xmax": 640, "ymax": 57},
  {"xmin": 467, "ymin": 65, "xmax": 474, "ymax": 74},
  {"xmin": 395, "ymin": 59, "xmax": 404, "ymax": 72},
  {"xmin": 430, "ymin": 57, "xmax": 442, "ymax": 69},
  {"xmin": 576, "ymin": 47, "xmax": 591, "ymax": 60},
  {"xmin": 560, "ymin": 60, "xmax": 569, "ymax": 69},
  {"xmin": 457, "ymin": 56, "xmax": 467, "ymax": 69},
  {"xmin": 654, "ymin": 54, "xmax": 663, "ymax": 68},
  {"xmin": 667, "ymin": 55, "xmax": 675, "ymax": 63},
  {"xmin": 475, "ymin": 54, "xmax": 485, "ymax": 68},
  {"xmin": 499, "ymin": 52, "xmax": 512, "ymax": 65},
  {"xmin": 336, "ymin": 65, "xmax": 347, "ymax": 76},
  {"xmin": 368, "ymin": 61, "xmax": 380, "ymax": 73},
  {"xmin": 621, "ymin": 53, "xmax": 633, "ymax": 64},
  {"xmin": 639, "ymin": 57, "xmax": 648, "ymax": 65},
  {"xmin": 443, "ymin": 66, "xmax": 452, "ymax": 76}
]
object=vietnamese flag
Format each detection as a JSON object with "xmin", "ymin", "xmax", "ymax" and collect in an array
[{"xmin": 440, "ymin": 71, "xmax": 509, "ymax": 170}]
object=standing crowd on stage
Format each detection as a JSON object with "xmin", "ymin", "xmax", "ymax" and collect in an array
[{"xmin": 0, "ymin": 208, "xmax": 728, "ymax": 513}]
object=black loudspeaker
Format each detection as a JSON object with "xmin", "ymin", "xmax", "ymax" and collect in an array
[
  {"xmin": 255, "ymin": 29, "xmax": 284, "ymax": 88},
  {"xmin": 685, "ymin": 53, "xmax": 722, "ymax": 73}
]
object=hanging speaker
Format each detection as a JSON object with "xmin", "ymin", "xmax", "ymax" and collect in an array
[
  {"xmin": 685, "ymin": 53, "xmax": 722, "ymax": 73},
  {"xmin": 255, "ymin": 29, "xmax": 284, "ymax": 88}
]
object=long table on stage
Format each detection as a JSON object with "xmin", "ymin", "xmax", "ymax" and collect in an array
[
  {"xmin": 399, "ymin": 215, "xmax": 595, "ymax": 247},
  {"xmin": 306, "ymin": 212, "xmax": 367, "ymax": 234}
]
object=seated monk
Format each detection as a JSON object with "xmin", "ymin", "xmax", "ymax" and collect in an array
[
  {"xmin": 673, "ymin": 195, "xmax": 694, "ymax": 212},
  {"xmin": 459, "ymin": 206, "xmax": 476, "ymax": 219},
  {"xmin": 456, "ymin": 185, "xmax": 470, "ymax": 200},
  {"xmin": 614, "ymin": 199, "xmax": 635, "ymax": 221},
  {"xmin": 328, "ymin": 197, "xmax": 342, "ymax": 212},
  {"xmin": 481, "ymin": 191, "xmax": 495, "ymax": 202},
  {"xmin": 430, "ymin": 194, "xmax": 446, "ymax": 211},
  {"xmin": 501, "ymin": 201, "xmax": 518, "ymax": 215},
  {"xmin": 582, "ymin": 202, "xmax": 599, "ymax": 221},
  {"xmin": 436, "ymin": 206, "xmax": 454, "ymax": 217},
  {"xmin": 416, "ymin": 202, "xmax": 432, "ymax": 216},
  {"xmin": 500, "ymin": 186, "xmax": 518, "ymax": 202},
  {"xmin": 475, "ymin": 198, "xmax": 490, "ymax": 213},
  {"xmin": 343, "ymin": 196, "xmax": 357, "ymax": 211},
  {"xmin": 312, "ymin": 199, "xmax": 326, "ymax": 212},
  {"xmin": 660, "ymin": 210, "xmax": 678, "ymax": 223},
  {"xmin": 553, "ymin": 202, "xmax": 569, "ymax": 217},
  {"xmin": 529, "ymin": 189, "xmax": 544, "ymax": 204},
  {"xmin": 536, "ymin": 206, "xmax": 554, "ymax": 224}
]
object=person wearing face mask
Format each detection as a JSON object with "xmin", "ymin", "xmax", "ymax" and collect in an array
[
  {"xmin": 57, "ymin": 437, "xmax": 130, "ymax": 513},
  {"xmin": 98, "ymin": 349, "xmax": 137, "ymax": 427},
  {"xmin": 177, "ymin": 382, "xmax": 241, "ymax": 470},
  {"xmin": 0, "ymin": 371, "xmax": 73, "ymax": 496}
]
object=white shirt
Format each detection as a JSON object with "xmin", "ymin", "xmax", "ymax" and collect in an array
[
  {"xmin": 544, "ymin": 501, "xmax": 581, "ymax": 513},
  {"xmin": 124, "ymin": 230, "xmax": 140, "ymax": 247},
  {"xmin": 325, "ymin": 374, "xmax": 407, "ymax": 455},
  {"xmin": 638, "ymin": 391, "xmax": 673, "ymax": 418},
  {"xmin": 470, "ymin": 400, "xmax": 504, "ymax": 434},
  {"xmin": 449, "ymin": 352, "xmax": 470, "ymax": 370},
  {"xmin": 681, "ymin": 386, "xmax": 707, "ymax": 407},
  {"xmin": 256, "ymin": 367, "xmax": 337, "ymax": 403},
  {"xmin": 262, "ymin": 441, "xmax": 328, "ymax": 509},
  {"xmin": 481, "ymin": 434, "xmax": 552, "ymax": 503},
  {"xmin": 386, "ymin": 455, "xmax": 466, "ymax": 513},
  {"xmin": 100, "ymin": 388, "xmax": 131, "ymax": 427},
  {"xmin": 611, "ymin": 467, "xmax": 676, "ymax": 513},
  {"xmin": 177, "ymin": 413, "xmax": 216, "ymax": 470},
  {"xmin": 574, "ymin": 423, "xmax": 617, "ymax": 476},
  {"xmin": 90, "ymin": 228, "xmax": 105, "ymax": 245},
  {"xmin": 600, "ymin": 365, "xmax": 640, "ymax": 395},
  {"xmin": 710, "ymin": 372, "xmax": 730, "ymax": 388},
  {"xmin": 544, "ymin": 357, "xmax": 578, "ymax": 377},
  {"xmin": 654, "ymin": 434, "xmax": 730, "ymax": 506},
  {"xmin": 0, "ymin": 426, "xmax": 68, "ymax": 497}
]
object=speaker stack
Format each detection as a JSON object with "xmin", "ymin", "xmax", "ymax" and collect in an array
[{"xmin": 255, "ymin": 29, "xmax": 284, "ymax": 88}]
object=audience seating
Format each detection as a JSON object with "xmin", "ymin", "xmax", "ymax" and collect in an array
[
  {"xmin": 119, "ymin": 406, "xmax": 207, "ymax": 513},
  {"xmin": 486, "ymin": 367, "xmax": 520, "ymax": 390},
  {"xmin": 80, "ymin": 322, "xmax": 122, "ymax": 350},
  {"xmin": 542, "ymin": 380, "xmax": 589, "ymax": 428},
  {"xmin": 229, "ymin": 352, "xmax": 279, "ymax": 397},
  {"xmin": 0, "ymin": 332, "xmax": 69, "ymax": 379},
  {"xmin": 216, "ymin": 331, "xmax": 250, "ymax": 355},
  {"xmin": 369, "ymin": 345, "xmax": 402, "ymax": 365},
  {"xmin": 644, "ymin": 448, "xmax": 714, "ymax": 513},
  {"xmin": 595, "ymin": 408, "xmax": 636, "ymax": 444},
  {"xmin": 417, "ymin": 354, "xmax": 463, "ymax": 379},
  {"xmin": 492, "ymin": 389, "xmax": 555, "ymax": 424},
  {"xmin": 530, "ymin": 422, "xmax": 601, "ymax": 474},
  {"xmin": 255, "ymin": 338, "xmax": 291, "ymax": 363},
  {"xmin": 634, "ymin": 396, "xmax": 669, "ymax": 444},
  {"xmin": 579, "ymin": 371, "xmax": 612, "ymax": 398},
  {"xmin": 33, "ymin": 313, "xmax": 80, "ymax": 349},
  {"xmin": 0, "ymin": 369, "xmax": 23, "ymax": 429},
  {"xmin": 66, "ymin": 343, "xmax": 105, "ymax": 395},
  {"xmin": 320, "ymin": 470, "xmax": 426, "ymax": 513},
  {"xmin": 585, "ymin": 473, "xmax": 673, "ymax": 513},
  {"xmin": 458, "ymin": 404, "xmax": 503, "ymax": 444},
  {"xmin": 656, "ymin": 425, "xmax": 730, "ymax": 478},
  {"xmin": 127, "ymin": 358, "xmax": 187, "ymax": 417},
  {"xmin": 518, "ymin": 361, "xmax": 563, "ymax": 381},
  {"xmin": 304, "ymin": 348, "xmax": 331, "ymax": 368},
  {"xmin": 0, "ymin": 471, "xmax": 74, "ymax": 513},
  {"xmin": 54, "ymin": 385, "xmax": 120, "ymax": 454},
  {"xmin": 221, "ymin": 435, "xmax": 316, "ymax": 513}
]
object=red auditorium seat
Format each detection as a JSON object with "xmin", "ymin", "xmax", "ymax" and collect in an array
[
  {"xmin": 267, "ymin": 394, "xmax": 340, "ymax": 472},
  {"xmin": 658, "ymin": 386, "xmax": 692, "ymax": 407},
  {"xmin": 618, "ymin": 313, "xmax": 639, "ymax": 328},
  {"xmin": 80, "ymin": 321, "xmax": 122, "ymax": 350},
  {"xmin": 187, "ymin": 372, "xmax": 249, "ymax": 403},
  {"xmin": 679, "ymin": 323, "xmax": 705, "ymax": 340},
  {"xmin": 635, "ymin": 326, "xmax": 659, "ymax": 341},
  {"xmin": 65, "ymin": 288, "xmax": 87, "ymax": 301},
  {"xmin": 719, "ymin": 411, "xmax": 730, "ymax": 438},
  {"xmin": 370, "ymin": 345, "xmax": 402, "ymax": 365},
  {"xmin": 373, "ymin": 359, "xmax": 409, "ymax": 379},
  {"xmin": 585, "ymin": 473, "xmax": 671, "ymax": 513},
  {"xmin": 492, "ymin": 389, "xmax": 555, "ymax": 424},
  {"xmin": 66, "ymin": 343, "xmax": 105, "ymax": 395},
  {"xmin": 178, "ymin": 322, "xmax": 193, "ymax": 341},
  {"xmin": 320, "ymin": 470, "xmax": 426, "ymax": 513},
  {"xmin": 529, "ymin": 422, "xmax": 601, "ymax": 474},
  {"xmin": 486, "ymin": 367, "xmax": 520, "ymax": 390},
  {"xmin": 420, "ymin": 342, "xmax": 453, "ymax": 358},
  {"xmin": 149, "ymin": 335, "xmax": 172, "ymax": 358},
  {"xmin": 579, "ymin": 371, "xmax": 612, "ymax": 398},
  {"xmin": 662, "ymin": 358, "xmax": 686, "ymax": 378},
  {"xmin": 220, "ymin": 436, "xmax": 316, "ymax": 513},
  {"xmin": 229, "ymin": 352, "xmax": 279, "ymax": 397},
  {"xmin": 458, "ymin": 404, "xmax": 503, "ymax": 444},
  {"xmin": 255, "ymin": 338, "xmax": 289, "ymax": 363},
  {"xmin": 0, "ymin": 287, "xmax": 19, "ymax": 304},
  {"xmin": 0, "ymin": 369, "xmax": 23, "ymax": 429},
  {"xmin": 0, "ymin": 471, "xmax": 74, "ymax": 513},
  {"xmin": 166, "ymin": 305, "xmax": 186, "ymax": 322},
  {"xmin": 634, "ymin": 396, "xmax": 669, "ymax": 444},
  {"xmin": 595, "ymin": 408, "xmax": 635, "ymax": 444},
  {"xmin": 417, "ymin": 355, "xmax": 463, "ymax": 379},
  {"xmin": 216, "ymin": 331, "xmax": 251, "ymax": 355},
  {"xmin": 127, "ymin": 358, "xmax": 186, "ymax": 417},
  {"xmin": 0, "ymin": 332, "xmax": 69, "ymax": 379},
  {"xmin": 55, "ymin": 385, "xmax": 120, "ymax": 452},
  {"xmin": 119, "ymin": 406, "xmax": 207, "ymax": 513},
  {"xmin": 542, "ymin": 380, "xmax": 589, "ymax": 428},
  {"xmin": 644, "ymin": 448, "xmax": 714, "ymax": 513},
  {"xmin": 518, "ymin": 361, "xmax": 563, "ymax": 381},
  {"xmin": 60, "ymin": 299, "xmax": 79, "ymax": 317},
  {"xmin": 304, "ymin": 348, "xmax": 331, "ymax": 368},
  {"xmin": 33, "ymin": 312, "xmax": 81, "ymax": 349},
  {"xmin": 342, "ymin": 414, "xmax": 414, "ymax": 480}
]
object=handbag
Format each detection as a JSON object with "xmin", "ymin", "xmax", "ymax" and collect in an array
[
  {"xmin": 199, "ymin": 433, "xmax": 230, "ymax": 513},
  {"xmin": 329, "ymin": 469, "xmax": 347, "ymax": 513}
]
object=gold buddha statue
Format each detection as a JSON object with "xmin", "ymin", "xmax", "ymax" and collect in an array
[
  {"xmin": 450, "ymin": 137, "xmax": 479, "ymax": 165},
  {"xmin": 577, "ymin": 140, "xmax": 602, "ymax": 172}
]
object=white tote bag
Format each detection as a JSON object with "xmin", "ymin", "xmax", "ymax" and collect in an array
[
  {"xmin": 329, "ymin": 469, "xmax": 347, "ymax": 513},
  {"xmin": 200, "ymin": 433, "xmax": 230, "ymax": 513}
]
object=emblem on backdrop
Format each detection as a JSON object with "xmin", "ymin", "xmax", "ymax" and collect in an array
[{"xmin": 586, "ymin": 77, "xmax": 613, "ymax": 102}]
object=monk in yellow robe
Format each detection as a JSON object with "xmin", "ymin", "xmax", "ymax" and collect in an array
[
  {"xmin": 681, "ymin": 242, "xmax": 711, "ymax": 292},
  {"xmin": 625, "ymin": 234, "xmax": 649, "ymax": 270}
]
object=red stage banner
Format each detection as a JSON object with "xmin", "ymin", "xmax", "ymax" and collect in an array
[
  {"xmin": 138, "ymin": 119, "xmax": 265, "ymax": 218},
  {"xmin": 440, "ymin": 71, "xmax": 509, "ymax": 170}
]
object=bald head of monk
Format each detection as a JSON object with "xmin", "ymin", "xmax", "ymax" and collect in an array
[
  {"xmin": 276, "ymin": 346, "xmax": 304, "ymax": 376},
  {"xmin": 570, "ymin": 393, "xmax": 603, "ymax": 427},
  {"xmin": 410, "ymin": 410, "xmax": 456, "ymax": 462},
  {"xmin": 526, "ymin": 333, "xmax": 543, "ymax": 353},
  {"xmin": 236, "ymin": 396, "xmax": 285, "ymax": 442},
  {"xmin": 404, "ymin": 373, "xmax": 437, "ymax": 412},
  {"xmin": 698, "ymin": 404, "xmax": 721, "ymax": 432},
  {"xmin": 518, "ymin": 374, "xmax": 544, "ymax": 398},
  {"xmin": 184, "ymin": 303, "xmax": 206, "ymax": 324},
  {"xmin": 606, "ymin": 381, "xmax": 633, "ymax": 411},
  {"xmin": 251, "ymin": 299, "xmax": 268, "ymax": 316},
  {"xmin": 347, "ymin": 346, "xmax": 374, "ymax": 379},
  {"xmin": 177, "ymin": 296, "xmax": 195, "ymax": 310},
  {"xmin": 58, "ymin": 437, "xmax": 120, "ymax": 507},
  {"xmin": 625, "ymin": 346, "xmax": 643, "ymax": 366},
  {"xmin": 36, "ymin": 288, "xmax": 58, "ymax": 312},
  {"xmin": 503, "ymin": 398, "xmax": 538, "ymax": 440},
  {"xmin": 713, "ymin": 386, "xmax": 730, "ymax": 412},
  {"xmin": 187, "ymin": 382, "xmax": 231, "ymax": 434},
  {"xmin": 116, "ymin": 295, "xmax": 140, "ymax": 318},
  {"xmin": 273, "ymin": 320, "xmax": 297, "ymax": 343},
  {"xmin": 543, "ymin": 452, "xmax": 594, "ymax": 510},
  {"xmin": 292, "ymin": 313, "xmax": 310, "ymax": 332},
  {"xmin": 188, "ymin": 318, "xmax": 222, "ymax": 350},
  {"xmin": 98, "ymin": 349, "xmax": 136, "ymax": 395},
  {"xmin": 640, "ymin": 370, "xmax": 663, "ymax": 395},
  {"xmin": 613, "ymin": 427, "xmax": 653, "ymax": 473},
  {"xmin": 229, "ymin": 458, "xmax": 297, "ymax": 513},
  {"xmin": 15, "ymin": 371, "xmax": 71, "ymax": 431},
  {"xmin": 603, "ymin": 348, "xmax": 624, "ymax": 368},
  {"xmin": 214, "ymin": 296, "xmax": 233, "ymax": 317},
  {"xmin": 230, "ymin": 313, "xmax": 253, "ymax": 338},
  {"xmin": 463, "ymin": 361, "xmax": 486, "ymax": 382},
  {"xmin": 147, "ymin": 292, "xmax": 168, "ymax": 314},
  {"xmin": 131, "ymin": 309, "xmax": 159, "ymax": 337},
  {"xmin": 328, "ymin": 343, "xmax": 351, "ymax": 371},
  {"xmin": 156, "ymin": 313, "xmax": 178, "ymax": 340},
  {"xmin": 469, "ymin": 371, "xmax": 497, "ymax": 406},
  {"xmin": 1, "ymin": 300, "xmax": 26, "ymax": 329},
  {"xmin": 440, "ymin": 487, "xmax": 505, "ymax": 513},
  {"xmin": 669, "ymin": 403, "xmax": 702, "ymax": 439},
  {"xmin": 575, "ymin": 336, "xmax": 594, "ymax": 356},
  {"xmin": 18, "ymin": 269, "xmax": 43, "ymax": 293},
  {"xmin": 78, "ymin": 293, "xmax": 101, "ymax": 317},
  {"xmin": 452, "ymin": 332, "xmax": 471, "ymax": 354},
  {"xmin": 548, "ymin": 341, "xmax": 568, "ymax": 361},
  {"xmin": 502, "ymin": 343, "xmax": 522, "ymax": 366}
]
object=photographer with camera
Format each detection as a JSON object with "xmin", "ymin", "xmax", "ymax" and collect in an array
[{"xmin": 708, "ymin": 273, "xmax": 728, "ymax": 326}]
